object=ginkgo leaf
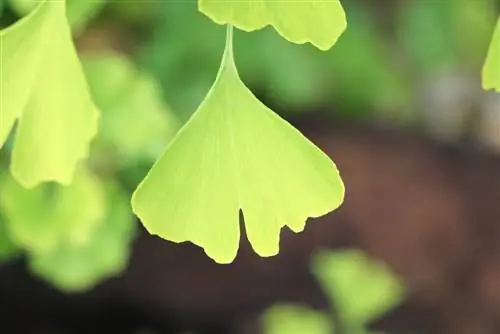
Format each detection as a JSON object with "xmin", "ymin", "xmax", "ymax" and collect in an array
[
  {"xmin": 29, "ymin": 182, "xmax": 135, "ymax": 292},
  {"xmin": 132, "ymin": 26, "xmax": 344, "ymax": 264},
  {"xmin": 482, "ymin": 17, "xmax": 500, "ymax": 92},
  {"xmin": 312, "ymin": 249, "xmax": 404, "ymax": 331},
  {"xmin": 0, "ymin": 0, "xmax": 99, "ymax": 187},
  {"xmin": 8, "ymin": 0, "xmax": 106, "ymax": 34},
  {"xmin": 0, "ymin": 167, "xmax": 105, "ymax": 253},
  {"xmin": 261, "ymin": 303, "xmax": 333, "ymax": 334},
  {"xmin": 198, "ymin": 0, "xmax": 347, "ymax": 51}
]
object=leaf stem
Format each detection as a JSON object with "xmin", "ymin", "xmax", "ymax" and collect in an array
[{"xmin": 222, "ymin": 24, "xmax": 235, "ymax": 69}]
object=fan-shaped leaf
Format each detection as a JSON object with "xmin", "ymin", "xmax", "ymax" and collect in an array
[
  {"xmin": 199, "ymin": 0, "xmax": 347, "ymax": 51},
  {"xmin": 0, "ymin": 0, "xmax": 99, "ymax": 187},
  {"xmin": 132, "ymin": 27, "xmax": 344, "ymax": 264}
]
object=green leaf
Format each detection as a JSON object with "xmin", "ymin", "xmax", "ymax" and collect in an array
[
  {"xmin": 0, "ymin": 167, "xmax": 105, "ymax": 253},
  {"xmin": 312, "ymin": 249, "xmax": 405, "ymax": 331},
  {"xmin": 397, "ymin": 0, "xmax": 458, "ymax": 74},
  {"xmin": 8, "ymin": 0, "xmax": 106, "ymax": 34},
  {"xmin": 82, "ymin": 54, "xmax": 180, "ymax": 163},
  {"xmin": 261, "ymin": 303, "xmax": 333, "ymax": 334},
  {"xmin": 198, "ymin": 0, "xmax": 347, "ymax": 51},
  {"xmin": 483, "ymin": 17, "xmax": 500, "ymax": 92},
  {"xmin": 0, "ymin": 0, "xmax": 99, "ymax": 187},
  {"xmin": 132, "ymin": 26, "xmax": 344, "ymax": 264},
  {"xmin": 29, "ymin": 182, "xmax": 136, "ymax": 292},
  {"xmin": 0, "ymin": 214, "xmax": 20, "ymax": 262}
]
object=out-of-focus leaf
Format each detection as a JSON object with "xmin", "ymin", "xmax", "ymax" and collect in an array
[
  {"xmin": 139, "ymin": 0, "xmax": 225, "ymax": 120},
  {"xmin": 132, "ymin": 27, "xmax": 344, "ymax": 264},
  {"xmin": 106, "ymin": 1, "xmax": 159, "ymax": 25},
  {"xmin": 0, "ymin": 214, "xmax": 20, "ymax": 261},
  {"xmin": 483, "ymin": 17, "xmax": 500, "ymax": 92},
  {"xmin": 448, "ymin": 0, "xmax": 496, "ymax": 67},
  {"xmin": 397, "ymin": 0, "xmax": 457, "ymax": 74},
  {"xmin": 82, "ymin": 54, "xmax": 180, "ymax": 163},
  {"xmin": 261, "ymin": 303, "xmax": 333, "ymax": 334},
  {"xmin": 327, "ymin": 0, "xmax": 411, "ymax": 117},
  {"xmin": 0, "ymin": 0, "xmax": 99, "ymax": 187},
  {"xmin": 236, "ymin": 27, "xmax": 325, "ymax": 111},
  {"xmin": 0, "ymin": 167, "xmax": 105, "ymax": 253},
  {"xmin": 312, "ymin": 249, "xmax": 405, "ymax": 332},
  {"xmin": 8, "ymin": 0, "xmax": 106, "ymax": 34},
  {"xmin": 199, "ymin": 0, "xmax": 347, "ymax": 51},
  {"xmin": 30, "ymin": 182, "xmax": 136, "ymax": 292}
]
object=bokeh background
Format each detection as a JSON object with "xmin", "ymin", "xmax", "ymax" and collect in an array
[{"xmin": 1, "ymin": 0, "xmax": 500, "ymax": 333}]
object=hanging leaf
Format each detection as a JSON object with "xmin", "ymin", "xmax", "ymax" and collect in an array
[
  {"xmin": 482, "ymin": 17, "xmax": 500, "ymax": 92},
  {"xmin": 8, "ymin": 0, "xmax": 106, "ymax": 34},
  {"xmin": 132, "ymin": 26, "xmax": 344, "ymax": 264},
  {"xmin": 0, "ymin": 167, "xmax": 105, "ymax": 253},
  {"xmin": 261, "ymin": 303, "xmax": 333, "ymax": 334},
  {"xmin": 0, "ymin": 0, "xmax": 99, "ymax": 187},
  {"xmin": 29, "ymin": 182, "xmax": 136, "ymax": 292},
  {"xmin": 198, "ymin": 0, "xmax": 347, "ymax": 51},
  {"xmin": 82, "ymin": 54, "xmax": 180, "ymax": 163},
  {"xmin": 312, "ymin": 249, "xmax": 405, "ymax": 332}
]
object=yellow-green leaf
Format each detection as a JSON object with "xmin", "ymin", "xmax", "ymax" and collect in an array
[
  {"xmin": 132, "ymin": 27, "xmax": 344, "ymax": 264},
  {"xmin": 8, "ymin": 0, "xmax": 106, "ymax": 34},
  {"xmin": 482, "ymin": 17, "xmax": 500, "ymax": 92},
  {"xmin": 198, "ymin": 0, "xmax": 347, "ymax": 51},
  {"xmin": 0, "ymin": 0, "xmax": 99, "ymax": 187},
  {"xmin": 261, "ymin": 303, "xmax": 333, "ymax": 334},
  {"xmin": 82, "ymin": 54, "xmax": 180, "ymax": 163},
  {"xmin": 312, "ymin": 249, "xmax": 405, "ymax": 330},
  {"xmin": 0, "ymin": 167, "xmax": 105, "ymax": 253}
]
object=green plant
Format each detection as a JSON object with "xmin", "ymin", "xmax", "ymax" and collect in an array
[
  {"xmin": 0, "ymin": 0, "xmax": 498, "ymax": 292},
  {"xmin": 261, "ymin": 249, "xmax": 405, "ymax": 334},
  {"xmin": 1, "ymin": 0, "xmax": 347, "ymax": 268}
]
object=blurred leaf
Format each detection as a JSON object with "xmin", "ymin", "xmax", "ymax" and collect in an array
[
  {"xmin": 0, "ymin": 214, "xmax": 20, "ymax": 261},
  {"xmin": 8, "ymin": 0, "xmax": 106, "ymax": 34},
  {"xmin": 1, "ymin": 0, "xmax": 99, "ymax": 187},
  {"xmin": 106, "ymin": 1, "xmax": 158, "ymax": 25},
  {"xmin": 199, "ymin": 0, "xmax": 347, "ymax": 51},
  {"xmin": 82, "ymin": 54, "xmax": 180, "ymax": 164},
  {"xmin": 448, "ymin": 0, "xmax": 497, "ymax": 67},
  {"xmin": 397, "ymin": 0, "xmax": 457, "ymax": 74},
  {"xmin": 132, "ymin": 27, "xmax": 344, "ymax": 264},
  {"xmin": 138, "ymin": 0, "xmax": 225, "ymax": 120},
  {"xmin": 328, "ymin": 1, "xmax": 411, "ymax": 116},
  {"xmin": 236, "ymin": 27, "xmax": 326, "ymax": 111},
  {"xmin": 0, "ymin": 167, "xmax": 105, "ymax": 253},
  {"xmin": 29, "ymin": 182, "xmax": 136, "ymax": 292},
  {"xmin": 312, "ymin": 249, "xmax": 405, "ymax": 332},
  {"xmin": 261, "ymin": 304, "xmax": 333, "ymax": 334},
  {"xmin": 483, "ymin": 17, "xmax": 500, "ymax": 92}
]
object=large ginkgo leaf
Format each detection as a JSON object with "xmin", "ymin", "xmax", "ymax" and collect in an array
[
  {"xmin": 0, "ymin": 0, "xmax": 99, "ymax": 187},
  {"xmin": 132, "ymin": 27, "xmax": 344, "ymax": 264},
  {"xmin": 199, "ymin": 0, "xmax": 347, "ymax": 51}
]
